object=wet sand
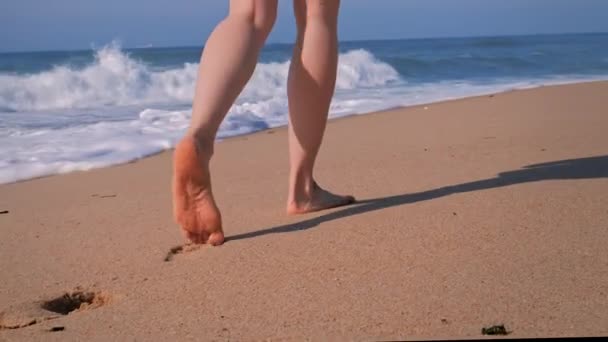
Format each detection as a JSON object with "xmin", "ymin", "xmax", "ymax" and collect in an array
[{"xmin": 1, "ymin": 81, "xmax": 608, "ymax": 340}]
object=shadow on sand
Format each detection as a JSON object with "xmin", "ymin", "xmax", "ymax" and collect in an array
[{"xmin": 228, "ymin": 155, "xmax": 608, "ymax": 242}]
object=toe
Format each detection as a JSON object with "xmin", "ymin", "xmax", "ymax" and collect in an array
[
  {"xmin": 343, "ymin": 195, "xmax": 356, "ymax": 204},
  {"xmin": 329, "ymin": 194, "xmax": 355, "ymax": 209},
  {"xmin": 207, "ymin": 232, "xmax": 225, "ymax": 246}
]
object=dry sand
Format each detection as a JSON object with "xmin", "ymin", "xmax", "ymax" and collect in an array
[{"xmin": 1, "ymin": 81, "xmax": 607, "ymax": 340}]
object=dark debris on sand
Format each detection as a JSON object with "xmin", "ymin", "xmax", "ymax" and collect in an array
[
  {"xmin": 91, "ymin": 194, "xmax": 117, "ymax": 198},
  {"xmin": 482, "ymin": 324, "xmax": 510, "ymax": 335}
]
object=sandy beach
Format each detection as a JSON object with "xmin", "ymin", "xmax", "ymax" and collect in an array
[{"xmin": 1, "ymin": 81, "xmax": 607, "ymax": 340}]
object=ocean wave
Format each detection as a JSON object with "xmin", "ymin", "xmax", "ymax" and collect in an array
[
  {"xmin": 389, "ymin": 55, "xmax": 539, "ymax": 78},
  {"xmin": 0, "ymin": 44, "xmax": 401, "ymax": 112}
]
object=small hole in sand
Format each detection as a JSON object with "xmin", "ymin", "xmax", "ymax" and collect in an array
[{"xmin": 41, "ymin": 291, "xmax": 107, "ymax": 315}]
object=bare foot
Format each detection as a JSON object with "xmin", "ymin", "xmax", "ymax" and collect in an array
[
  {"xmin": 287, "ymin": 182, "xmax": 355, "ymax": 215},
  {"xmin": 172, "ymin": 136, "xmax": 224, "ymax": 245}
]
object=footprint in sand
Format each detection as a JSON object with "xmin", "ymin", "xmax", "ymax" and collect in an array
[
  {"xmin": 164, "ymin": 244, "xmax": 203, "ymax": 262},
  {"xmin": 0, "ymin": 290, "xmax": 109, "ymax": 330}
]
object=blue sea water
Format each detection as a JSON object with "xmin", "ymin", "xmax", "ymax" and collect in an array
[{"xmin": 1, "ymin": 33, "xmax": 607, "ymax": 183}]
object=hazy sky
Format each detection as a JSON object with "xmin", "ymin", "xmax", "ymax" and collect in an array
[{"xmin": 1, "ymin": 0, "xmax": 607, "ymax": 52}]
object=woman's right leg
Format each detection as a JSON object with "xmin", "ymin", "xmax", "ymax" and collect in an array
[{"xmin": 173, "ymin": 0, "xmax": 277, "ymax": 245}]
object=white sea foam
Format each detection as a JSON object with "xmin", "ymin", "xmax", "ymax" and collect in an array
[
  {"xmin": 0, "ymin": 45, "xmax": 606, "ymax": 184},
  {"xmin": 0, "ymin": 45, "xmax": 399, "ymax": 112}
]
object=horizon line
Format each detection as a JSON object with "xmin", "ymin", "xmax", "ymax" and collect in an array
[{"xmin": 1, "ymin": 31, "xmax": 606, "ymax": 55}]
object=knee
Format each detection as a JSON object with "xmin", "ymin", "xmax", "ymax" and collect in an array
[
  {"xmin": 253, "ymin": 5, "xmax": 277, "ymax": 43},
  {"xmin": 229, "ymin": 0, "xmax": 277, "ymax": 47}
]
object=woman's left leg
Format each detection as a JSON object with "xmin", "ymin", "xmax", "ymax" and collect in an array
[{"xmin": 286, "ymin": 0, "xmax": 355, "ymax": 214}]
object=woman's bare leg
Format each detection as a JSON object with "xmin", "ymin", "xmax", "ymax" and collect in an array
[
  {"xmin": 173, "ymin": 0, "xmax": 277, "ymax": 245},
  {"xmin": 286, "ymin": 0, "xmax": 354, "ymax": 214}
]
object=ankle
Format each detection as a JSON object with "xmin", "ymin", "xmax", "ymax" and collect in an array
[
  {"xmin": 288, "ymin": 173, "xmax": 317, "ymax": 202},
  {"xmin": 184, "ymin": 129, "xmax": 215, "ymax": 162}
]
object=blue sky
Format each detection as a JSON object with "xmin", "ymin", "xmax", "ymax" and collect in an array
[{"xmin": 1, "ymin": 0, "xmax": 607, "ymax": 52}]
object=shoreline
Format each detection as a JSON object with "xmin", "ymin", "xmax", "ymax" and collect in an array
[{"xmin": 3, "ymin": 79, "xmax": 607, "ymax": 186}]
